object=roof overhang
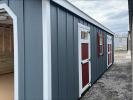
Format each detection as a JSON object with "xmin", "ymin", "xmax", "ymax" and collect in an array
[{"xmin": 51, "ymin": 0, "xmax": 114, "ymax": 35}]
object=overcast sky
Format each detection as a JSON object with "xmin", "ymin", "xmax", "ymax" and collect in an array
[{"xmin": 68, "ymin": 0, "xmax": 129, "ymax": 35}]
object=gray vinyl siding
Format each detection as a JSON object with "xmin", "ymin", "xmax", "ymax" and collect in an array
[
  {"xmin": 51, "ymin": 2, "xmax": 114, "ymax": 100},
  {"xmin": 24, "ymin": 1, "xmax": 43, "ymax": 100},
  {"xmin": 0, "ymin": 0, "xmax": 114, "ymax": 100},
  {"xmin": 0, "ymin": 1, "xmax": 43, "ymax": 100}
]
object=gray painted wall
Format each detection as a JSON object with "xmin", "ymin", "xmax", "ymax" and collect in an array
[
  {"xmin": 51, "ymin": 2, "xmax": 114, "ymax": 100},
  {"xmin": 0, "ymin": 0, "xmax": 43, "ymax": 100},
  {"xmin": 0, "ymin": 0, "xmax": 114, "ymax": 100}
]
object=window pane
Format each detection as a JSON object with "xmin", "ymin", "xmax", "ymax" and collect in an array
[
  {"xmin": 81, "ymin": 43, "xmax": 88, "ymax": 60},
  {"xmin": 108, "ymin": 54, "xmax": 110, "ymax": 65},
  {"xmin": 108, "ymin": 44, "xmax": 110, "ymax": 52},
  {"xmin": 99, "ymin": 33, "xmax": 103, "ymax": 45},
  {"xmin": 100, "ymin": 45, "xmax": 103, "ymax": 54},
  {"xmin": 81, "ymin": 31, "xmax": 88, "ymax": 40}
]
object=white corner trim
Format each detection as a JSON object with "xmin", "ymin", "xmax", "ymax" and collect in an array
[
  {"xmin": 52, "ymin": 0, "xmax": 114, "ymax": 35},
  {"xmin": 0, "ymin": 3, "xmax": 18, "ymax": 100},
  {"xmin": 42, "ymin": 0, "xmax": 52, "ymax": 100}
]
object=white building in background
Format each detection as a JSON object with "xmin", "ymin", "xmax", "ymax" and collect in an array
[{"xmin": 114, "ymin": 33, "xmax": 128, "ymax": 51}]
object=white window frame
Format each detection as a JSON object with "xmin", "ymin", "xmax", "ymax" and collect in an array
[
  {"xmin": 78, "ymin": 23, "xmax": 91, "ymax": 97},
  {"xmin": 0, "ymin": 3, "xmax": 19, "ymax": 100},
  {"xmin": 99, "ymin": 32, "xmax": 104, "ymax": 55}
]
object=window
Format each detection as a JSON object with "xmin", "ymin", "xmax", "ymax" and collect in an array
[
  {"xmin": 119, "ymin": 38, "xmax": 122, "ymax": 42},
  {"xmin": 98, "ymin": 32, "xmax": 104, "ymax": 56},
  {"xmin": 81, "ymin": 31, "xmax": 88, "ymax": 40}
]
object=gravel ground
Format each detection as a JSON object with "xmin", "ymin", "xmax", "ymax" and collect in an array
[{"xmin": 81, "ymin": 51, "xmax": 132, "ymax": 100}]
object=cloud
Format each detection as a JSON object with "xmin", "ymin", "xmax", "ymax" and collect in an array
[
  {"xmin": 67, "ymin": 0, "xmax": 129, "ymax": 34},
  {"xmin": 106, "ymin": 10, "xmax": 128, "ymax": 19}
]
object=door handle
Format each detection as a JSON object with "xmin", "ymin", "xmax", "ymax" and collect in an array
[{"xmin": 81, "ymin": 59, "xmax": 91, "ymax": 64}]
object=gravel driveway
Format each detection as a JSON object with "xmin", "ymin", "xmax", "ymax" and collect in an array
[{"xmin": 81, "ymin": 51, "xmax": 132, "ymax": 100}]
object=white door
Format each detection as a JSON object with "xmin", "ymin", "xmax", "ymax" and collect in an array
[
  {"xmin": 78, "ymin": 23, "xmax": 91, "ymax": 97},
  {"xmin": 107, "ymin": 35, "xmax": 112, "ymax": 68}
]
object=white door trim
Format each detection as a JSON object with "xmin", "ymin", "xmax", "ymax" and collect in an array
[
  {"xmin": 107, "ymin": 35, "xmax": 112, "ymax": 68},
  {"xmin": 0, "ymin": 3, "xmax": 19, "ymax": 100},
  {"xmin": 78, "ymin": 23, "xmax": 91, "ymax": 97},
  {"xmin": 42, "ymin": 0, "xmax": 52, "ymax": 100}
]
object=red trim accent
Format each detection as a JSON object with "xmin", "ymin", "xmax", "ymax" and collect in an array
[
  {"xmin": 82, "ymin": 62, "xmax": 89, "ymax": 87},
  {"xmin": 82, "ymin": 43, "xmax": 89, "ymax": 60},
  {"xmin": 97, "ymin": 32, "xmax": 100, "ymax": 57},
  {"xmin": 108, "ymin": 44, "xmax": 110, "ymax": 52},
  {"xmin": 102, "ymin": 32, "xmax": 104, "ymax": 55},
  {"xmin": 110, "ymin": 44, "xmax": 112, "ymax": 63},
  {"xmin": 108, "ymin": 54, "xmax": 110, "ymax": 65}
]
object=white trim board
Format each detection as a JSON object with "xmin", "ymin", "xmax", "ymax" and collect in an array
[
  {"xmin": 52, "ymin": 0, "xmax": 114, "ymax": 35},
  {"xmin": 42, "ymin": 0, "xmax": 52, "ymax": 100},
  {"xmin": 0, "ymin": 3, "xmax": 19, "ymax": 100},
  {"xmin": 78, "ymin": 23, "xmax": 91, "ymax": 97},
  {"xmin": 107, "ymin": 35, "xmax": 113, "ymax": 68}
]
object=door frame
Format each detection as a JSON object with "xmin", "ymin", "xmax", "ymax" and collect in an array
[
  {"xmin": 107, "ymin": 35, "xmax": 112, "ymax": 68},
  {"xmin": 78, "ymin": 23, "xmax": 91, "ymax": 97},
  {"xmin": 42, "ymin": 0, "xmax": 52, "ymax": 100},
  {"xmin": 0, "ymin": 3, "xmax": 19, "ymax": 100}
]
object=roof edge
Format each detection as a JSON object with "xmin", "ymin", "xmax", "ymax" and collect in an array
[{"xmin": 51, "ymin": 0, "xmax": 114, "ymax": 35}]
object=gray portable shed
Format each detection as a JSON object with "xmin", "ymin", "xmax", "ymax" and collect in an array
[{"xmin": 0, "ymin": 0, "xmax": 114, "ymax": 100}]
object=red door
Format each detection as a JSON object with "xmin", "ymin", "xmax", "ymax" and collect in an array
[
  {"xmin": 81, "ymin": 43, "xmax": 89, "ymax": 87},
  {"xmin": 78, "ymin": 24, "xmax": 91, "ymax": 97}
]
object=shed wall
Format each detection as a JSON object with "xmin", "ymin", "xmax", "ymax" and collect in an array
[
  {"xmin": 0, "ymin": 1, "xmax": 114, "ymax": 100},
  {"xmin": 51, "ymin": 2, "xmax": 114, "ymax": 100},
  {"xmin": 0, "ymin": 1, "xmax": 43, "ymax": 100}
]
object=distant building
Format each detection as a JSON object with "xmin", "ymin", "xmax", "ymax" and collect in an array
[{"xmin": 114, "ymin": 33, "xmax": 128, "ymax": 51}]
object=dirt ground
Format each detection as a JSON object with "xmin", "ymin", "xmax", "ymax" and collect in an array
[{"xmin": 81, "ymin": 51, "xmax": 132, "ymax": 100}]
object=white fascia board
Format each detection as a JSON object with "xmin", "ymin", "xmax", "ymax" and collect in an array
[{"xmin": 52, "ymin": 0, "xmax": 114, "ymax": 35}]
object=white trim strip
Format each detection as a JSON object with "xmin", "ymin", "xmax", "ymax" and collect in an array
[
  {"xmin": 107, "ymin": 35, "xmax": 113, "ymax": 68},
  {"xmin": 81, "ymin": 40, "xmax": 89, "ymax": 43},
  {"xmin": 81, "ymin": 59, "xmax": 89, "ymax": 64},
  {"xmin": 78, "ymin": 23, "xmax": 91, "ymax": 97},
  {"xmin": 107, "ymin": 63, "xmax": 113, "ymax": 69},
  {"xmin": 52, "ymin": 0, "xmax": 114, "ymax": 35},
  {"xmin": 42, "ymin": 0, "xmax": 52, "ymax": 100},
  {"xmin": 78, "ymin": 23, "xmax": 90, "ymax": 30},
  {"xmin": 82, "ymin": 83, "xmax": 91, "ymax": 94},
  {"xmin": 0, "ymin": 3, "xmax": 19, "ymax": 100}
]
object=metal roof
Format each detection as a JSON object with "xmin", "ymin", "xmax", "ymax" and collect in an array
[{"xmin": 52, "ymin": 0, "xmax": 114, "ymax": 35}]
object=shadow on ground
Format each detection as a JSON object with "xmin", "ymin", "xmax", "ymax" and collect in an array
[{"xmin": 81, "ymin": 51, "xmax": 132, "ymax": 100}]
